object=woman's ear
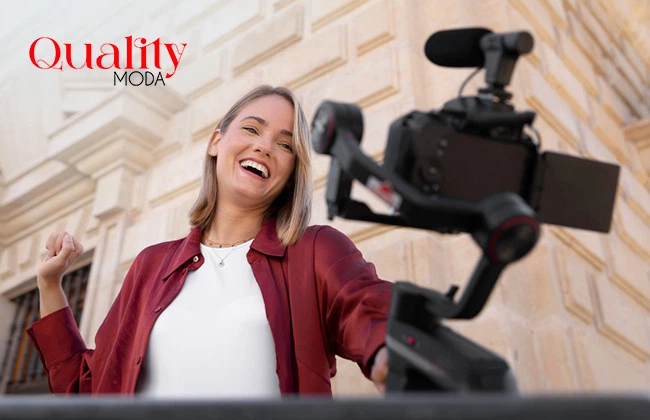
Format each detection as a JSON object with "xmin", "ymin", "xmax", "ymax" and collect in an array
[{"xmin": 208, "ymin": 129, "xmax": 221, "ymax": 157}]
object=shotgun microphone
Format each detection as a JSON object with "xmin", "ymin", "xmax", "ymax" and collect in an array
[{"xmin": 424, "ymin": 27, "xmax": 492, "ymax": 67}]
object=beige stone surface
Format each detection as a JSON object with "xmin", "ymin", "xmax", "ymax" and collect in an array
[
  {"xmin": 353, "ymin": 0, "xmax": 396, "ymax": 56},
  {"xmin": 202, "ymin": 0, "xmax": 265, "ymax": 51},
  {"xmin": 169, "ymin": 48, "xmax": 225, "ymax": 99},
  {"xmin": 535, "ymin": 325, "xmax": 579, "ymax": 390},
  {"xmin": 608, "ymin": 65, "xmax": 645, "ymax": 117},
  {"xmin": 570, "ymin": 326, "xmax": 650, "ymax": 390},
  {"xmin": 619, "ymin": 167, "xmax": 650, "ymax": 223},
  {"xmin": 92, "ymin": 167, "xmax": 137, "ymax": 220},
  {"xmin": 538, "ymin": 41, "xmax": 590, "ymax": 121},
  {"xmin": 550, "ymin": 226, "xmax": 607, "ymax": 271},
  {"xmin": 620, "ymin": 38, "xmax": 649, "ymax": 87},
  {"xmin": 519, "ymin": 59, "xmax": 580, "ymax": 148},
  {"xmin": 591, "ymin": 98, "xmax": 630, "ymax": 164},
  {"xmin": 554, "ymin": 245, "xmax": 595, "ymax": 324},
  {"xmin": 615, "ymin": 199, "xmax": 650, "ymax": 262},
  {"xmin": 188, "ymin": 72, "xmax": 260, "ymax": 139},
  {"xmin": 311, "ymin": 0, "xmax": 368, "ymax": 31},
  {"xmin": 592, "ymin": 270, "xmax": 650, "ymax": 361},
  {"xmin": 567, "ymin": 12, "xmax": 608, "ymax": 77},
  {"xmin": 597, "ymin": 76, "xmax": 633, "ymax": 125},
  {"xmin": 509, "ymin": 0, "xmax": 557, "ymax": 47},
  {"xmin": 557, "ymin": 30, "xmax": 598, "ymax": 98},
  {"xmin": 577, "ymin": 2, "xmax": 615, "ymax": 57},
  {"xmin": 540, "ymin": 0, "xmax": 568, "ymax": 30},
  {"xmin": 611, "ymin": 47, "xmax": 645, "ymax": 99},
  {"xmin": 1, "ymin": 0, "xmax": 650, "ymax": 396},
  {"xmin": 264, "ymin": 24, "xmax": 348, "ymax": 89},
  {"xmin": 232, "ymin": 4, "xmax": 304, "ymax": 74},
  {"xmin": 606, "ymin": 233, "xmax": 650, "ymax": 310}
]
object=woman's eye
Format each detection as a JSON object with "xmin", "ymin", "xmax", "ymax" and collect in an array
[
  {"xmin": 243, "ymin": 126, "xmax": 258, "ymax": 134},
  {"xmin": 280, "ymin": 143, "xmax": 293, "ymax": 152}
]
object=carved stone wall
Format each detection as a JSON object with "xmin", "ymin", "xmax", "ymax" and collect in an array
[{"xmin": 1, "ymin": 0, "xmax": 649, "ymax": 395}]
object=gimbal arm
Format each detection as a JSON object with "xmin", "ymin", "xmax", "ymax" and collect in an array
[{"xmin": 323, "ymin": 127, "xmax": 484, "ymax": 233}]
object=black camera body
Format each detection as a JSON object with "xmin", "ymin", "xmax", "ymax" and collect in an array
[
  {"xmin": 383, "ymin": 108, "xmax": 536, "ymax": 202},
  {"xmin": 382, "ymin": 107, "xmax": 619, "ymax": 234}
]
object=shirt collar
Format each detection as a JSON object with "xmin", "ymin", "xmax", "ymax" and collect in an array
[
  {"xmin": 251, "ymin": 217, "xmax": 286, "ymax": 258},
  {"xmin": 162, "ymin": 217, "xmax": 286, "ymax": 280},
  {"xmin": 161, "ymin": 226, "xmax": 202, "ymax": 280}
]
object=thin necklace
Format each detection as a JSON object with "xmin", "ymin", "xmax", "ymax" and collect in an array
[
  {"xmin": 212, "ymin": 245, "xmax": 238, "ymax": 268},
  {"xmin": 203, "ymin": 236, "xmax": 255, "ymax": 248},
  {"xmin": 203, "ymin": 235, "xmax": 255, "ymax": 268}
]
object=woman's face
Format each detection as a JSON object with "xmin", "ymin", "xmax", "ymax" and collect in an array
[{"xmin": 209, "ymin": 95, "xmax": 296, "ymax": 211}]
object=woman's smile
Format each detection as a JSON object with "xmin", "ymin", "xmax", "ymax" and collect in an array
[{"xmin": 240, "ymin": 159, "xmax": 270, "ymax": 179}]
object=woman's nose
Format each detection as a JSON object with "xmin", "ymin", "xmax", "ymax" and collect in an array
[{"xmin": 253, "ymin": 136, "xmax": 272, "ymax": 157}]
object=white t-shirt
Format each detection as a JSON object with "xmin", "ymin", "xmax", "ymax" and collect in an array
[{"xmin": 136, "ymin": 240, "xmax": 280, "ymax": 398}]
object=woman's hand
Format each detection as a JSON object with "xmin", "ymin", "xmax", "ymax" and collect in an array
[
  {"xmin": 37, "ymin": 232, "xmax": 84, "ymax": 288},
  {"xmin": 370, "ymin": 346, "xmax": 389, "ymax": 393}
]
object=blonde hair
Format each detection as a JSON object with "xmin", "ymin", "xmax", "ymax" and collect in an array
[{"xmin": 188, "ymin": 85, "xmax": 313, "ymax": 246}]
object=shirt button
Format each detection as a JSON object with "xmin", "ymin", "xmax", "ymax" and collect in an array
[
  {"xmin": 136, "ymin": 356, "xmax": 142, "ymax": 365},
  {"xmin": 154, "ymin": 306, "xmax": 163, "ymax": 313},
  {"xmin": 193, "ymin": 255, "xmax": 199, "ymax": 263}
]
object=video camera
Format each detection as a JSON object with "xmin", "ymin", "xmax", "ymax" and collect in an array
[{"xmin": 310, "ymin": 28, "xmax": 619, "ymax": 393}]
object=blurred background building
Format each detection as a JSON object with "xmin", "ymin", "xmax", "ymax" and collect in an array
[{"xmin": 0, "ymin": 0, "xmax": 649, "ymax": 395}]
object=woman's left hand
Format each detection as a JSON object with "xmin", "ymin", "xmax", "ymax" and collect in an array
[{"xmin": 370, "ymin": 346, "xmax": 389, "ymax": 393}]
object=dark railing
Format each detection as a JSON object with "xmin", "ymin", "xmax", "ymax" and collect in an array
[
  {"xmin": 0, "ymin": 264, "xmax": 91, "ymax": 394},
  {"xmin": 1, "ymin": 395, "xmax": 650, "ymax": 420}
]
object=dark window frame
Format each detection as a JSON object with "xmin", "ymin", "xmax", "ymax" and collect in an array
[{"xmin": 0, "ymin": 264, "xmax": 91, "ymax": 394}]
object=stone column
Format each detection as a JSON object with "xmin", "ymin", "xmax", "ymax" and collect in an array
[{"xmin": 47, "ymin": 87, "xmax": 187, "ymax": 342}]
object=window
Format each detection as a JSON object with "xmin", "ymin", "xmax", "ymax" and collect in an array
[{"xmin": 0, "ymin": 264, "xmax": 91, "ymax": 394}]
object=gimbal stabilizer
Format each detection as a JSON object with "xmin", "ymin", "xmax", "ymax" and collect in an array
[
  {"xmin": 312, "ymin": 100, "xmax": 536, "ymax": 392},
  {"xmin": 310, "ymin": 28, "xmax": 619, "ymax": 393}
]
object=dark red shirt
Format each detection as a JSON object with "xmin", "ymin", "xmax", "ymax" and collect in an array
[{"xmin": 27, "ymin": 218, "xmax": 392, "ymax": 395}]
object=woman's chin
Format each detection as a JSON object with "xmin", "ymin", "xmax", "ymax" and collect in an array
[{"xmin": 222, "ymin": 189, "xmax": 276, "ymax": 210}]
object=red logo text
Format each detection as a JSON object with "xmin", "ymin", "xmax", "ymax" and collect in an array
[{"xmin": 29, "ymin": 36, "xmax": 187, "ymax": 79}]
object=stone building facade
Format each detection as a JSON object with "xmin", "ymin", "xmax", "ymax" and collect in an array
[{"xmin": 0, "ymin": 0, "xmax": 649, "ymax": 395}]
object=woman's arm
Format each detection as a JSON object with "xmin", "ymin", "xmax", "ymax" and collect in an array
[
  {"xmin": 28, "ymin": 232, "xmax": 142, "ymax": 394},
  {"xmin": 313, "ymin": 226, "xmax": 393, "ymax": 385},
  {"xmin": 37, "ymin": 232, "xmax": 83, "ymax": 317}
]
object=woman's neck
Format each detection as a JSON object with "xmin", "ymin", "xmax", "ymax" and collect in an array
[{"xmin": 204, "ymin": 205, "xmax": 266, "ymax": 246}]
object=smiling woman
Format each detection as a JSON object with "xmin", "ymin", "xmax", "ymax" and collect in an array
[
  {"xmin": 192, "ymin": 88, "xmax": 310, "ymax": 247},
  {"xmin": 26, "ymin": 85, "xmax": 393, "ymax": 398}
]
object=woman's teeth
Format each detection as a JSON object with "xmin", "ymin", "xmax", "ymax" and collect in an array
[{"xmin": 240, "ymin": 160, "xmax": 269, "ymax": 178}]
